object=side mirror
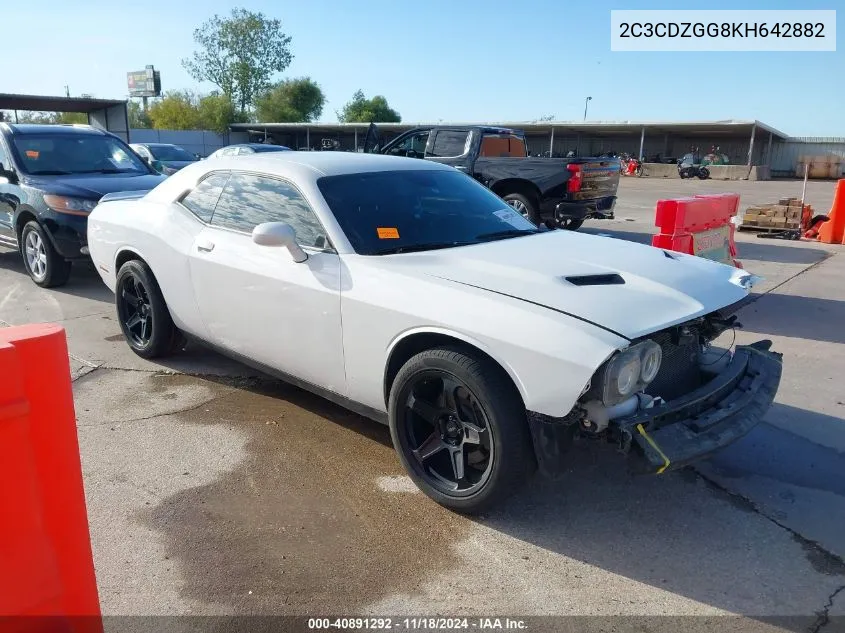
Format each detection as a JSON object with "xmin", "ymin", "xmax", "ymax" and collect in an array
[
  {"xmin": 252, "ymin": 222, "xmax": 308, "ymax": 263},
  {"xmin": 193, "ymin": 153, "xmax": 201, "ymax": 160},
  {"xmin": 0, "ymin": 164, "xmax": 18, "ymax": 185}
]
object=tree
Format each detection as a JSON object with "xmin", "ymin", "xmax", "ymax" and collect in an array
[
  {"xmin": 255, "ymin": 77, "xmax": 325, "ymax": 123},
  {"xmin": 128, "ymin": 101, "xmax": 151, "ymax": 129},
  {"xmin": 9, "ymin": 111, "xmax": 86, "ymax": 124},
  {"xmin": 147, "ymin": 91, "xmax": 201, "ymax": 130},
  {"xmin": 197, "ymin": 93, "xmax": 244, "ymax": 134},
  {"xmin": 183, "ymin": 8, "xmax": 293, "ymax": 114},
  {"xmin": 337, "ymin": 90, "xmax": 401, "ymax": 123}
]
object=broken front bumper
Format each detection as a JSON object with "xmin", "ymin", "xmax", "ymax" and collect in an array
[
  {"xmin": 526, "ymin": 340, "xmax": 782, "ymax": 478},
  {"xmin": 613, "ymin": 340, "xmax": 783, "ymax": 474}
]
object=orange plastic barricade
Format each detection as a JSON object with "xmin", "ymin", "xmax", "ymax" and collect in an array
[
  {"xmin": 818, "ymin": 178, "xmax": 845, "ymax": 245},
  {"xmin": 0, "ymin": 324, "xmax": 101, "ymax": 633},
  {"xmin": 651, "ymin": 193, "xmax": 742, "ymax": 268}
]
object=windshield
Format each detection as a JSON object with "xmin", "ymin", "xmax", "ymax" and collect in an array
[
  {"xmin": 317, "ymin": 169, "xmax": 539, "ymax": 255},
  {"xmin": 149, "ymin": 145, "xmax": 195, "ymax": 162},
  {"xmin": 13, "ymin": 134, "xmax": 149, "ymax": 175}
]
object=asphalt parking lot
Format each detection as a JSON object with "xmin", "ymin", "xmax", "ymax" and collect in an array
[{"xmin": 1, "ymin": 177, "xmax": 844, "ymax": 628}]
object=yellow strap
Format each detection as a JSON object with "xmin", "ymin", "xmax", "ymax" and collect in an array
[{"xmin": 636, "ymin": 424, "xmax": 671, "ymax": 474}]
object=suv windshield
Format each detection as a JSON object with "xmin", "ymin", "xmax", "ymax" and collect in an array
[
  {"xmin": 149, "ymin": 145, "xmax": 195, "ymax": 162},
  {"xmin": 12, "ymin": 134, "xmax": 149, "ymax": 175},
  {"xmin": 317, "ymin": 169, "xmax": 539, "ymax": 255}
]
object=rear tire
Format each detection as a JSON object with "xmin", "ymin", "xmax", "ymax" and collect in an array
[
  {"xmin": 20, "ymin": 221, "xmax": 72, "ymax": 288},
  {"xmin": 115, "ymin": 259, "xmax": 181, "ymax": 358},
  {"xmin": 388, "ymin": 346, "xmax": 536, "ymax": 514},
  {"xmin": 698, "ymin": 167, "xmax": 710, "ymax": 180},
  {"xmin": 502, "ymin": 193, "xmax": 541, "ymax": 225}
]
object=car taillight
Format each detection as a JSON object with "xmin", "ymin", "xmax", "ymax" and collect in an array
[{"xmin": 567, "ymin": 164, "xmax": 583, "ymax": 193}]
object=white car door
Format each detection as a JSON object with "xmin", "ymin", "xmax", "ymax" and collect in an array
[{"xmin": 187, "ymin": 170, "xmax": 346, "ymax": 393}]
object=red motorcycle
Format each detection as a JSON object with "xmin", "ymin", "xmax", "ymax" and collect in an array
[{"xmin": 622, "ymin": 156, "xmax": 644, "ymax": 177}]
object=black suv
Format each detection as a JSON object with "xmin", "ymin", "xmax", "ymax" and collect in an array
[{"xmin": 0, "ymin": 123, "xmax": 166, "ymax": 287}]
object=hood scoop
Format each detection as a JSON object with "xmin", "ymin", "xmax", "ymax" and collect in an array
[{"xmin": 563, "ymin": 273, "xmax": 625, "ymax": 286}]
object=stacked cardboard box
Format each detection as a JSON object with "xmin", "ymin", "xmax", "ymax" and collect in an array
[{"xmin": 741, "ymin": 197, "xmax": 811, "ymax": 230}]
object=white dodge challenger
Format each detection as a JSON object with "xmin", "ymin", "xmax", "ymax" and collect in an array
[{"xmin": 87, "ymin": 152, "xmax": 782, "ymax": 512}]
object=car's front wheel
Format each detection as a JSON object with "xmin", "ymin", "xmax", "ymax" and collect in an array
[
  {"xmin": 20, "ymin": 221, "xmax": 72, "ymax": 288},
  {"xmin": 388, "ymin": 346, "xmax": 536, "ymax": 513},
  {"xmin": 115, "ymin": 259, "xmax": 182, "ymax": 358}
]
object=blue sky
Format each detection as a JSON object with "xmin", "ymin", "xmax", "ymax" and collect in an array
[{"xmin": 3, "ymin": 0, "xmax": 841, "ymax": 136}]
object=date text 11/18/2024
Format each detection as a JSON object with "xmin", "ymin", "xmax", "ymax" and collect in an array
[{"xmin": 307, "ymin": 617, "xmax": 528, "ymax": 630}]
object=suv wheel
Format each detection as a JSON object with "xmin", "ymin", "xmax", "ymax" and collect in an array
[{"xmin": 20, "ymin": 221, "xmax": 72, "ymax": 288}]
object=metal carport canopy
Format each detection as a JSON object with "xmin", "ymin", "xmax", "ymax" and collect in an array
[
  {"xmin": 230, "ymin": 119, "xmax": 790, "ymax": 140},
  {"xmin": 0, "ymin": 93, "xmax": 131, "ymax": 142}
]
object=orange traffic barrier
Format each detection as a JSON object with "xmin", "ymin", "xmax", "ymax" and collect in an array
[
  {"xmin": 651, "ymin": 193, "xmax": 742, "ymax": 268},
  {"xmin": 818, "ymin": 178, "xmax": 845, "ymax": 245},
  {"xmin": 0, "ymin": 324, "xmax": 102, "ymax": 633}
]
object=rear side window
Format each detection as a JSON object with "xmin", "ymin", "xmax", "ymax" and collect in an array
[
  {"xmin": 428, "ymin": 131, "xmax": 470, "ymax": 157},
  {"xmin": 180, "ymin": 172, "xmax": 230, "ymax": 222},
  {"xmin": 211, "ymin": 172, "xmax": 327, "ymax": 247},
  {"xmin": 479, "ymin": 134, "xmax": 527, "ymax": 158}
]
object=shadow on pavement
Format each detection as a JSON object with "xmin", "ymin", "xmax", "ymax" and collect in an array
[{"xmin": 738, "ymin": 293, "xmax": 845, "ymax": 344}]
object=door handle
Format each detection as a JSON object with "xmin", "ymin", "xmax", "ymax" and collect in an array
[{"xmin": 196, "ymin": 240, "xmax": 215, "ymax": 253}]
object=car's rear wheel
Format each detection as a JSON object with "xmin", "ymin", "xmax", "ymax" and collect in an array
[
  {"xmin": 115, "ymin": 259, "xmax": 182, "ymax": 358},
  {"xmin": 503, "ymin": 193, "xmax": 540, "ymax": 225},
  {"xmin": 388, "ymin": 346, "xmax": 536, "ymax": 513},
  {"xmin": 20, "ymin": 221, "xmax": 72, "ymax": 288}
]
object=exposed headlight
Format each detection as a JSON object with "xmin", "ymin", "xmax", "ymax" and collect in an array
[
  {"xmin": 43, "ymin": 195, "xmax": 99, "ymax": 216},
  {"xmin": 602, "ymin": 340, "xmax": 663, "ymax": 405}
]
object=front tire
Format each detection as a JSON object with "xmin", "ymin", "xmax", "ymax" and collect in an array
[
  {"xmin": 388, "ymin": 346, "xmax": 536, "ymax": 514},
  {"xmin": 20, "ymin": 221, "xmax": 72, "ymax": 288},
  {"xmin": 115, "ymin": 260, "xmax": 181, "ymax": 358},
  {"xmin": 502, "ymin": 193, "xmax": 540, "ymax": 225}
]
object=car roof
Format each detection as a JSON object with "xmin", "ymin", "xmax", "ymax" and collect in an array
[
  {"xmin": 0, "ymin": 123, "xmax": 108, "ymax": 136},
  {"xmin": 135, "ymin": 142, "xmax": 180, "ymax": 148},
  {"xmin": 222, "ymin": 151, "xmax": 455, "ymax": 177}
]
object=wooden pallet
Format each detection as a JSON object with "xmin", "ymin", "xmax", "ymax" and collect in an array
[{"xmin": 738, "ymin": 224, "xmax": 801, "ymax": 233}]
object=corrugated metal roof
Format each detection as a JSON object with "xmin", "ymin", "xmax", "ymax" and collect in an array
[{"xmin": 231, "ymin": 119, "xmax": 790, "ymax": 139}]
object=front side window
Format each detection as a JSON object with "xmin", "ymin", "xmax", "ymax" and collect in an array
[
  {"xmin": 428, "ymin": 130, "xmax": 470, "ymax": 158},
  {"xmin": 317, "ymin": 169, "xmax": 538, "ymax": 255},
  {"xmin": 211, "ymin": 172, "xmax": 327, "ymax": 247},
  {"xmin": 386, "ymin": 131, "xmax": 430, "ymax": 158},
  {"xmin": 12, "ymin": 134, "xmax": 149, "ymax": 175},
  {"xmin": 179, "ymin": 172, "xmax": 230, "ymax": 222}
]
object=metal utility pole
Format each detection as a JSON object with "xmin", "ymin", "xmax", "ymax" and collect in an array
[
  {"xmin": 64, "ymin": 85, "xmax": 70, "ymax": 97},
  {"xmin": 583, "ymin": 96, "xmax": 592, "ymax": 121}
]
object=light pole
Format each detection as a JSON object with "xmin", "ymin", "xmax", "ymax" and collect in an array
[{"xmin": 583, "ymin": 96, "xmax": 592, "ymax": 121}]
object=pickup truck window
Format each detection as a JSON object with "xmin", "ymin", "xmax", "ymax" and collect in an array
[
  {"xmin": 429, "ymin": 130, "xmax": 470, "ymax": 158},
  {"xmin": 386, "ymin": 131, "xmax": 429, "ymax": 158},
  {"xmin": 479, "ymin": 134, "xmax": 527, "ymax": 158}
]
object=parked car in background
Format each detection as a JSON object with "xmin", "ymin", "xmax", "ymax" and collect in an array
[
  {"xmin": 366, "ymin": 124, "xmax": 620, "ymax": 230},
  {"xmin": 208, "ymin": 143, "xmax": 291, "ymax": 158},
  {"xmin": 0, "ymin": 123, "xmax": 165, "ymax": 287},
  {"xmin": 130, "ymin": 143, "xmax": 200, "ymax": 175},
  {"xmin": 87, "ymin": 152, "xmax": 781, "ymax": 512}
]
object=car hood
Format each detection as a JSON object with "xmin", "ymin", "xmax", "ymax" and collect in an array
[
  {"xmin": 371, "ymin": 231, "xmax": 752, "ymax": 340},
  {"xmin": 25, "ymin": 173, "xmax": 167, "ymax": 198}
]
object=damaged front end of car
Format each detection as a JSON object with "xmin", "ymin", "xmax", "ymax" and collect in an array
[{"xmin": 527, "ymin": 308, "xmax": 783, "ymax": 478}]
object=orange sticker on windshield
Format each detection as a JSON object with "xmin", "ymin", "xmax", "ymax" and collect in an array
[
  {"xmin": 377, "ymin": 227, "xmax": 400, "ymax": 239},
  {"xmin": 25, "ymin": 150, "xmax": 39, "ymax": 159}
]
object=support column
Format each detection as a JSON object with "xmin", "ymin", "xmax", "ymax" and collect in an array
[
  {"xmin": 549, "ymin": 127, "xmax": 555, "ymax": 157},
  {"xmin": 747, "ymin": 123, "xmax": 757, "ymax": 167},
  {"xmin": 306, "ymin": 126, "xmax": 310, "ymax": 150},
  {"xmin": 638, "ymin": 126, "xmax": 645, "ymax": 159},
  {"xmin": 766, "ymin": 131, "xmax": 773, "ymax": 165},
  {"xmin": 354, "ymin": 128, "xmax": 359, "ymax": 152}
]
